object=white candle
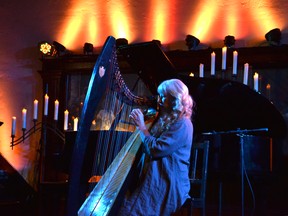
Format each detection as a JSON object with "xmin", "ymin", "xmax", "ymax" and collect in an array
[
  {"xmin": 64, "ymin": 110, "xmax": 69, "ymax": 130},
  {"xmin": 11, "ymin": 116, "xmax": 16, "ymax": 136},
  {"xmin": 199, "ymin": 63, "xmax": 204, "ymax": 77},
  {"xmin": 211, "ymin": 52, "xmax": 215, "ymax": 75},
  {"xmin": 253, "ymin": 72, "xmax": 259, "ymax": 92},
  {"xmin": 243, "ymin": 63, "xmax": 249, "ymax": 85},
  {"xmin": 73, "ymin": 117, "xmax": 78, "ymax": 131},
  {"xmin": 33, "ymin": 100, "xmax": 38, "ymax": 120},
  {"xmin": 54, "ymin": 100, "xmax": 59, "ymax": 120},
  {"xmin": 44, "ymin": 94, "xmax": 49, "ymax": 116},
  {"xmin": 22, "ymin": 108, "xmax": 27, "ymax": 129},
  {"xmin": 232, "ymin": 51, "xmax": 238, "ymax": 75},
  {"xmin": 222, "ymin": 47, "xmax": 227, "ymax": 70}
]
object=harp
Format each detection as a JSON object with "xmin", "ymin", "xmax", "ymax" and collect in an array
[{"xmin": 66, "ymin": 36, "xmax": 176, "ymax": 216}]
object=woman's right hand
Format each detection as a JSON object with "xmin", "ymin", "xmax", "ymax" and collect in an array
[{"xmin": 129, "ymin": 109, "xmax": 146, "ymax": 131}]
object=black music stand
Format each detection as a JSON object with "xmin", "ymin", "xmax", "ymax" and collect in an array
[{"xmin": 203, "ymin": 127, "xmax": 268, "ymax": 216}]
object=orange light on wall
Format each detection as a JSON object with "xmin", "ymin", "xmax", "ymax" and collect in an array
[
  {"xmin": 147, "ymin": 0, "xmax": 178, "ymax": 44},
  {"xmin": 249, "ymin": 0, "xmax": 284, "ymax": 36},
  {"xmin": 57, "ymin": 1, "xmax": 101, "ymax": 50},
  {"xmin": 59, "ymin": 16, "xmax": 83, "ymax": 49},
  {"xmin": 108, "ymin": 1, "xmax": 131, "ymax": 40},
  {"xmin": 185, "ymin": 0, "xmax": 218, "ymax": 44},
  {"xmin": 88, "ymin": 16, "xmax": 98, "ymax": 44},
  {"xmin": 55, "ymin": 0, "xmax": 286, "ymax": 50},
  {"xmin": 154, "ymin": 1, "xmax": 167, "ymax": 41}
]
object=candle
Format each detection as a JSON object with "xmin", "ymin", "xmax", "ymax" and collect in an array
[
  {"xmin": 44, "ymin": 94, "xmax": 49, "ymax": 116},
  {"xmin": 232, "ymin": 51, "xmax": 238, "ymax": 75},
  {"xmin": 54, "ymin": 100, "xmax": 59, "ymax": 120},
  {"xmin": 33, "ymin": 100, "xmax": 38, "ymax": 120},
  {"xmin": 73, "ymin": 117, "xmax": 78, "ymax": 131},
  {"xmin": 253, "ymin": 72, "xmax": 259, "ymax": 92},
  {"xmin": 243, "ymin": 63, "xmax": 249, "ymax": 85},
  {"xmin": 211, "ymin": 52, "xmax": 215, "ymax": 76},
  {"xmin": 266, "ymin": 84, "xmax": 271, "ymax": 100},
  {"xmin": 222, "ymin": 47, "xmax": 227, "ymax": 70},
  {"xmin": 189, "ymin": 72, "xmax": 194, "ymax": 77},
  {"xmin": 11, "ymin": 116, "xmax": 16, "ymax": 136},
  {"xmin": 64, "ymin": 110, "xmax": 69, "ymax": 130},
  {"xmin": 199, "ymin": 63, "xmax": 204, "ymax": 77},
  {"xmin": 22, "ymin": 108, "xmax": 27, "ymax": 129}
]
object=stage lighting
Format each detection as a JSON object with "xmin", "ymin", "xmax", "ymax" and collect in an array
[
  {"xmin": 224, "ymin": 35, "xmax": 235, "ymax": 48},
  {"xmin": 38, "ymin": 41, "xmax": 56, "ymax": 56},
  {"xmin": 152, "ymin": 39, "xmax": 162, "ymax": 47},
  {"xmin": 83, "ymin": 42, "xmax": 94, "ymax": 54},
  {"xmin": 116, "ymin": 38, "xmax": 128, "ymax": 48},
  {"xmin": 53, "ymin": 41, "xmax": 67, "ymax": 55},
  {"xmin": 265, "ymin": 28, "xmax": 281, "ymax": 46},
  {"xmin": 185, "ymin": 35, "xmax": 200, "ymax": 50}
]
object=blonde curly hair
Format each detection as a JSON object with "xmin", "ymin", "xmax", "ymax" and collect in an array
[
  {"xmin": 150, "ymin": 79, "xmax": 194, "ymax": 137},
  {"xmin": 157, "ymin": 79, "xmax": 194, "ymax": 119}
]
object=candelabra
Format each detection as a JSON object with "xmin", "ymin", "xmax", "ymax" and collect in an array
[
  {"xmin": 10, "ymin": 117, "xmax": 65, "ymax": 149},
  {"xmin": 10, "ymin": 117, "xmax": 67, "ymax": 188}
]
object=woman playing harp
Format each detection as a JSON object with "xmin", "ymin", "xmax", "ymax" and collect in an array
[{"xmin": 118, "ymin": 78, "xmax": 194, "ymax": 216}]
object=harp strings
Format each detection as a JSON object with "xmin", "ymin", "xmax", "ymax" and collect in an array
[{"xmin": 88, "ymin": 54, "xmax": 136, "ymax": 189}]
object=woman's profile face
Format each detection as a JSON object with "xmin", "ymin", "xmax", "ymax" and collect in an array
[{"xmin": 158, "ymin": 93, "xmax": 174, "ymax": 111}]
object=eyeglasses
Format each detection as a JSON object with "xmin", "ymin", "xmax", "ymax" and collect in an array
[{"xmin": 158, "ymin": 95, "xmax": 166, "ymax": 102}]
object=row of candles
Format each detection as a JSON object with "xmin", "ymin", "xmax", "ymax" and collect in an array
[
  {"xmin": 10, "ymin": 48, "xmax": 266, "ymax": 136},
  {"xmin": 11, "ymin": 94, "xmax": 79, "ymax": 136},
  {"xmin": 196, "ymin": 48, "xmax": 259, "ymax": 92}
]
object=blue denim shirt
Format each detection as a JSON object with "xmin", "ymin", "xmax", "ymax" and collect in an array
[{"xmin": 118, "ymin": 117, "xmax": 193, "ymax": 216}]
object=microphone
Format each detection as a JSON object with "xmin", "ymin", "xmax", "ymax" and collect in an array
[{"xmin": 143, "ymin": 107, "xmax": 157, "ymax": 116}]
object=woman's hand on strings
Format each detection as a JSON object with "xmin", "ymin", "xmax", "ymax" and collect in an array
[{"xmin": 130, "ymin": 109, "xmax": 146, "ymax": 131}]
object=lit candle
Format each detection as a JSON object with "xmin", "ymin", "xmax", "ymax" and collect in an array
[
  {"xmin": 44, "ymin": 94, "xmax": 49, "ymax": 116},
  {"xmin": 33, "ymin": 100, "xmax": 38, "ymax": 120},
  {"xmin": 253, "ymin": 72, "xmax": 259, "ymax": 92},
  {"xmin": 199, "ymin": 63, "xmax": 204, "ymax": 77},
  {"xmin": 266, "ymin": 84, "xmax": 271, "ymax": 100},
  {"xmin": 92, "ymin": 120, "xmax": 96, "ymax": 126},
  {"xmin": 54, "ymin": 100, "xmax": 59, "ymax": 120},
  {"xmin": 189, "ymin": 72, "xmax": 194, "ymax": 77},
  {"xmin": 22, "ymin": 108, "xmax": 27, "ymax": 129},
  {"xmin": 222, "ymin": 47, "xmax": 227, "ymax": 70},
  {"xmin": 211, "ymin": 52, "xmax": 215, "ymax": 76},
  {"xmin": 73, "ymin": 117, "xmax": 78, "ymax": 131},
  {"xmin": 232, "ymin": 51, "xmax": 238, "ymax": 75},
  {"xmin": 64, "ymin": 110, "xmax": 69, "ymax": 130},
  {"xmin": 243, "ymin": 63, "xmax": 249, "ymax": 85},
  {"xmin": 11, "ymin": 116, "xmax": 16, "ymax": 136}
]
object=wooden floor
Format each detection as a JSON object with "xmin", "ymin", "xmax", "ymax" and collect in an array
[
  {"xmin": 1, "ymin": 153, "xmax": 288, "ymax": 216},
  {"xmin": 1, "ymin": 177, "xmax": 288, "ymax": 216}
]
